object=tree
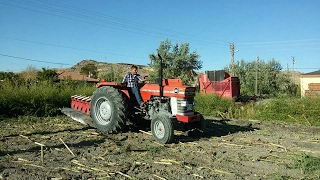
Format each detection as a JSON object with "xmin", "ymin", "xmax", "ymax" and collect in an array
[
  {"xmin": 98, "ymin": 65, "xmax": 123, "ymax": 82},
  {"xmin": 148, "ymin": 40, "xmax": 202, "ymax": 85},
  {"xmin": 80, "ymin": 63, "xmax": 98, "ymax": 79},
  {"xmin": 225, "ymin": 59, "xmax": 293, "ymax": 96},
  {"xmin": 36, "ymin": 68, "xmax": 58, "ymax": 82},
  {"xmin": 0, "ymin": 71, "xmax": 20, "ymax": 80}
]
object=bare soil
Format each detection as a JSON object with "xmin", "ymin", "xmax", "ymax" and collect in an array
[{"xmin": 1, "ymin": 116, "xmax": 320, "ymax": 180}]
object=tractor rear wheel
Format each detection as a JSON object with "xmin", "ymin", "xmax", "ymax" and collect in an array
[
  {"xmin": 90, "ymin": 86, "xmax": 127, "ymax": 133},
  {"xmin": 151, "ymin": 114, "xmax": 174, "ymax": 144}
]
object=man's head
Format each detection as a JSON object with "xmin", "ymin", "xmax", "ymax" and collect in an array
[{"xmin": 130, "ymin": 65, "xmax": 138, "ymax": 75}]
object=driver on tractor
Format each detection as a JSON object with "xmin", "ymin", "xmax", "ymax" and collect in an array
[{"xmin": 122, "ymin": 65, "xmax": 145, "ymax": 107}]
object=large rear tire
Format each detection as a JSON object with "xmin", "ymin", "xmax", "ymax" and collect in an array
[
  {"xmin": 90, "ymin": 86, "xmax": 127, "ymax": 133},
  {"xmin": 151, "ymin": 114, "xmax": 174, "ymax": 144}
]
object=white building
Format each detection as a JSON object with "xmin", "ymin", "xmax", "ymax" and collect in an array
[{"xmin": 300, "ymin": 70, "xmax": 320, "ymax": 97}]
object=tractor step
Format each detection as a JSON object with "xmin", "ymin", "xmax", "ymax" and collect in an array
[{"xmin": 61, "ymin": 107, "xmax": 95, "ymax": 127}]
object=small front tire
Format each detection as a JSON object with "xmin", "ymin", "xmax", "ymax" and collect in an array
[{"xmin": 151, "ymin": 114, "xmax": 174, "ymax": 144}]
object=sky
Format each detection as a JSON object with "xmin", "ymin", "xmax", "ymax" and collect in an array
[{"xmin": 0, "ymin": 0, "xmax": 319, "ymax": 74}]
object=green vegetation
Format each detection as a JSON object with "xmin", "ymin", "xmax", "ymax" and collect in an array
[
  {"xmin": 148, "ymin": 39, "xmax": 202, "ymax": 86},
  {"xmin": 0, "ymin": 73, "xmax": 95, "ymax": 117},
  {"xmin": 80, "ymin": 63, "xmax": 98, "ymax": 78},
  {"xmin": 224, "ymin": 59, "xmax": 299, "ymax": 96},
  {"xmin": 195, "ymin": 93, "xmax": 235, "ymax": 117},
  {"xmin": 195, "ymin": 93, "xmax": 320, "ymax": 126},
  {"xmin": 291, "ymin": 153, "xmax": 320, "ymax": 174},
  {"xmin": 98, "ymin": 65, "xmax": 123, "ymax": 83},
  {"xmin": 1, "ymin": 72, "xmax": 319, "ymax": 126}
]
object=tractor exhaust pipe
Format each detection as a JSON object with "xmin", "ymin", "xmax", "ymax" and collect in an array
[{"xmin": 158, "ymin": 53, "xmax": 164, "ymax": 98}]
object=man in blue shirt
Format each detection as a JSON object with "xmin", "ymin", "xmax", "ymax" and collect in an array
[{"xmin": 122, "ymin": 65, "xmax": 145, "ymax": 107}]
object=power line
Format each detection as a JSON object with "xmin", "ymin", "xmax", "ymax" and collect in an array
[
  {"xmin": 0, "ymin": 0, "xmax": 228, "ymax": 47},
  {"xmin": 0, "ymin": 53, "xmax": 73, "ymax": 66},
  {"xmin": 238, "ymin": 42, "xmax": 320, "ymax": 49},
  {"xmin": 237, "ymin": 38, "xmax": 320, "ymax": 46},
  {"xmin": 239, "ymin": 47, "xmax": 320, "ymax": 52},
  {"xmin": 0, "ymin": 53, "xmax": 151, "ymax": 68},
  {"xmin": 0, "ymin": 36, "xmax": 148, "ymax": 59},
  {"xmin": 37, "ymin": 0, "xmax": 229, "ymax": 45}
]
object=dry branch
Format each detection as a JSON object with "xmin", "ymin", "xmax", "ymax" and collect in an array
[
  {"xmin": 192, "ymin": 174, "xmax": 204, "ymax": 178},
  {"xmin": 153, "ymin": 174, "xmax": 166, "ymax": 180},
  {"xmin": 154, "ymin": 161, "xmax": 172, "ymax": 165},
  {"xmin": 269, "ymin": 143, "xmax": 287, "ymax": 152},
  {"xmin": 139, "ymin": 130, "xmax": 152, "ymax": 136},
  {"xmin": 71, "ymin": 160, "xmax": 85, "ymax": 167},
  {"xmin": 19, "ymin": 134, "xmax": 30, "ymax": 140},
  {"xmin": 160, "ymin": 159, "xmax": 180, "ymax": 164},
  {"xmin": 35, "ymin": 142, "xmax": 45, "ymax": 164},
  {"xmin": 60, "ymin": 138, "xmax": 75, "ymax": 156},
  {"xmin": 17, "ymin": 158, "xmax": 31, "ymax": 162},
  {"xmin": 116, "ymin": 171, "xmax": 132, "ymax": 179}
]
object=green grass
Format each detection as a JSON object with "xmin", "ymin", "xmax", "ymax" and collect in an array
[
  {"xmin": 194, "ymin": 93, "xmax": 235, "ymax": 118},
  {"xmin": 244, "ymin": 97, "xmax": 320, "ymax": 126},
  {"xmin": 1, "ymin": 79, "xmax": 320, "ymax": 127},
  {"xmin": 291, "ymin": 153, "xmax": 320, "ymax": 174},
  {"xmin": 0, "ymin": 80, "xmax": 95, "ymax": 117},
  {"xmin": 194, "ymin": 93, "xmax": 320, "ymax": 126}
]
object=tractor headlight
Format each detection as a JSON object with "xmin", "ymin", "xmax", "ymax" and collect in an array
[
  {"xmin": 180, "ymin": 101, "xmax": 187, "ymax": 107},
  {"xmin": 193, "ymin": 100, "xmax": 197, "ymax": 106}
]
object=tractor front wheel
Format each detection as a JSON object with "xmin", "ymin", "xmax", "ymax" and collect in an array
[
  {"xmin": 194, "ymin": 112, "xmax": 207, "ymax": 134},
  {"xmin": 90, "ymin": 86, "xmax": 127, "ymax": 134},
  {"xmin": 151, "ymin": 114, "xmax": 174, "ymax": 144}
]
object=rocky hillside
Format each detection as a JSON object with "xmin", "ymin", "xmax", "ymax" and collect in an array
[{"xmin": 56, "ymin": 59, "xmax": 154, "ymax": 77}]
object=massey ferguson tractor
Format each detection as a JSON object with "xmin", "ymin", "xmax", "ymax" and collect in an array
[{"xmin": 61, "ymin": 54, "xmax": 205, "ymax": 144}]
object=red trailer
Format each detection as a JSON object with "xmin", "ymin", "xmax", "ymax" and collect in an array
[{"xmin": 199, "ymin": 70, "xmax": 240, "ymax": 99}]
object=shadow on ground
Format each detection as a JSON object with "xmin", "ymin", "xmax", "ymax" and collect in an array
[
  {"xmin": 175, "ymin": 118, "xmax": 259, "ymax": 143},
  {"xmin": 0, "ymin": 117, "xmax": 259, "ymax": 156},
  {"xmin": 125, "ymin": 117, "xmax": 259, "ymax": 143}
]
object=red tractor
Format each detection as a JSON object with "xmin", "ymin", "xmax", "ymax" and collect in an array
[{"xmin": 62, "ymin": 55, "xmax": 205, "ymax": 144}]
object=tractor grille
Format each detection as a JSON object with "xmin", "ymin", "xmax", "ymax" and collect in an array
[{"xmin": 176, "ymin": 98, "xmax": 194, "ymax": 115}]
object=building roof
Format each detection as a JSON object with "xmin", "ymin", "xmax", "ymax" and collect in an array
[
  {"xmin": 303, "ymin": 70, "xmax": 320, "ymax": 75},
  {"xmin": 58, "ymin": 71, "xmax": 99, "ymax": 82}
]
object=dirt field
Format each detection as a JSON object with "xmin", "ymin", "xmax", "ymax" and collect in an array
[{"xmin": 1, "ymin": 116, "xmax": 320, "ymax": 180}]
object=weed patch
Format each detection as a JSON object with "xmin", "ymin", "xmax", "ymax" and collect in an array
[
  {"xmin": 291, "ymin": 153, "xmax": 320, "ymax": 174},
  {"xmin": 0, "ymin": 80, "xmax": 95, "ymax": 117}
]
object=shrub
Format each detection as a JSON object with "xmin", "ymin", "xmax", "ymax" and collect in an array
[
  {"xmin": 0, "ymin": 80, "xmax": 95, "ymax": 117},
  {"xmin": 194, "ymin": 93, "xmax": 235, "ymax": 118}
]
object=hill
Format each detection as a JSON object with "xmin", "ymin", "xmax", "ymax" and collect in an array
[{"xmin": 55, "ymin": 60, "xmax": 154, "ymax": 78}]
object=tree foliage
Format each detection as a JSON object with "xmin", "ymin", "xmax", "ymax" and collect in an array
[
  {"xmin": 0, "ymin": 71, "xmax": 21, "ymax": 81},
  {"xmin": 148, "ymin": 40, "xmax": 202, "ymax": 85},
  {"xmin": 80, "ymin": 63, "xmax": 98, "ymax": 79},
  {"xmin": 99, "ymin": 69, "xmax": 123, "ymax": 82},
  {"xmin": 36, "ymin": 68, "xmax": 58, "ymax": 82},
  {"xmin": 225, "ymin": 59, "xmax": 297, "ymax": 96}
]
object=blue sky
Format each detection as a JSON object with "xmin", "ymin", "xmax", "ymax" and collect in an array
[{"xmin": 0, "ymin": 0, "xmax": 319, "ymax": 74}]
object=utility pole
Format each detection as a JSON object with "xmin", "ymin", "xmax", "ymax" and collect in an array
[
  {"xmin": 230, "ymin": 43, "xmax": 235, "ymax": 76},
  {"xmin": 255, "ymin": 56, "xmax": 259, "ymax": 96},
  {"xmin": 292, "ymin": 56, "xmax": 295, "ymax": 84}
]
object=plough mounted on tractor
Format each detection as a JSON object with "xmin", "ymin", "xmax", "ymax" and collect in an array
[{"xmin": 61, "ymin": 54, "xmax": 205, "ymax": 144}]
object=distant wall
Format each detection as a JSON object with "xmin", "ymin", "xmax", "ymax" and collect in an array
[{"xmin": 300, "ymin": 75, "xmax": 320, "ymax": 97}]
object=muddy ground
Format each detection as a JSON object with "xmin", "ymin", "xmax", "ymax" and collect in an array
[{"xmin": 0, "ymin": 116, "xmax": 320, "ymax": 180}]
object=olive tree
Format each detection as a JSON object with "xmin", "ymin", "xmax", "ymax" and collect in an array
[{"xmin": 148, "ymin": 40, "xmax": 202, "ymax": 85}]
